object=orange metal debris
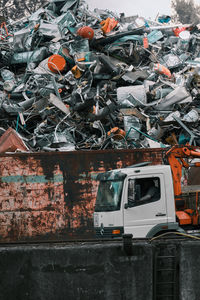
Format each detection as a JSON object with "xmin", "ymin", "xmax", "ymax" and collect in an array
[
  {"xmin": 107, "ymin": 127, "xmax": 126, "ymax": 140},
  {"xmin": 100, "ymin": 18, "xmax": 118, "ymax": 34},
  {"xmin": 143, "ymin": 33, "xmax": 149, "ymax": 49},
  {"xmin": 152, "ymin": 63, "xmax": 172, "ymax": 78},
  {"xmin": 71, "ymin": 65, "xmax": 82, "ymax": 78},
  {"xmin": 0, "ymin": 22, "xmax": 12, "ymax": 40},
  {"xmin": 48, "ymin": 54, "xmax": 66, "ymax": 73},
  {"xmin": 173, "ymin": 27, "xmax": 186, "ymax": 37},
  {"xmin": 77, "ymin": 26, "xmax": 94, "ymax": 40}
]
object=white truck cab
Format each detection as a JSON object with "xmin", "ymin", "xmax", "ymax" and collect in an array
[{"xmin": 94, "ymin": 165, "xmax": 180, "ymax": 238}]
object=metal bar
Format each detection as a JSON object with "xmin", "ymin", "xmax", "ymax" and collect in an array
[
  {"xmin": 51, "ymin": 77, "xmax": 62, "ymax": 101},
  {"xmin": 173, "ymin": 115, "xmax": 197, "ymax": 145}
]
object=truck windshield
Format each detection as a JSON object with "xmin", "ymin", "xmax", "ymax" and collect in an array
[{"xmin": 95, "ymin": 180, "xmax": 124, "ymax": 212}]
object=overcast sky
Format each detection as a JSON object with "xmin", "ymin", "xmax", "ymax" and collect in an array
[{"xmin": 86, "ymin": 0, "xmax": 200, "ymax": 20}]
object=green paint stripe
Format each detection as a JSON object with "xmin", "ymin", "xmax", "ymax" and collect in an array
[
  {"xmin": 1, "ymin": 171, "xmax": 102, "ymax": 184},
  {"xmin": 1, "ymin": 174, "xmax": 64, "ymax": 183}
]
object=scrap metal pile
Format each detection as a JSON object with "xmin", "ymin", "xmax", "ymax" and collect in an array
[{"xmin": 0, "ymin": 0, "xmax": 200, "ymax": 152}]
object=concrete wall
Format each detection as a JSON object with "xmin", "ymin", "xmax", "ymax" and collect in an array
[
  {"xmin": 1, "ymin": 239, "xmax": 200, "ymax": 300},
  {"xmin": 0, "ymin": 241, "xmax": 153, "ymax": 300},
  {"xmin": 180, "ymin": 241, "xmax": 200, "ymax": 300}
]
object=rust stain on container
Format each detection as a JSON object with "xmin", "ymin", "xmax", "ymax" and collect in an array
[{"xmin": 0, "ymin": 148, "xmax": 165, "ymax": 242}]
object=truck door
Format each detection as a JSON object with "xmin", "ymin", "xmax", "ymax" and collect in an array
[{"xmin": 123, "ymin": 175, "xmax": 168, "ymax": 238}]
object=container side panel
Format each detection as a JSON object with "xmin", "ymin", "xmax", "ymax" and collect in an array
[{"xmin": 0, "ymin": 149, "xmax": 164, "ymax": 242}]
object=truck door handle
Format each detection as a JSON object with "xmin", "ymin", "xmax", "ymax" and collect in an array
[{"xmin": 156, "ymin": 213, "xmax": 166, "ymax": 217}]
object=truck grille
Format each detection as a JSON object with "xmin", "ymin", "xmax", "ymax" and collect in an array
[{"xmin": 95, "ymin": 227, "xmax": 124, "ymax": 238}]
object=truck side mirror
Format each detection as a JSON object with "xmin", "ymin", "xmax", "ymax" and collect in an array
[
  {"xmin": 124, "ymin": 203, "xmax": 129, "ymax": 209},
  {"xmin": 125, "ymin": 199, "xmax": 135, "ymax": 209}
]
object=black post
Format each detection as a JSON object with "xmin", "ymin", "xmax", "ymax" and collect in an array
[{"xmin": 122, "ymin": 233, "xmax": 133, "ymax": 256}]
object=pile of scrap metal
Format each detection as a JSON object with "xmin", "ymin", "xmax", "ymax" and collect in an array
[{"xmin": 0, "ymin": 0, "xmax": 200, "ymax": 153}]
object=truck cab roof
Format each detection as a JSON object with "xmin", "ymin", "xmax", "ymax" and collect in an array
[{"xmin": 96, "ymin": 165, "xmax": 171, "ymax": 181}]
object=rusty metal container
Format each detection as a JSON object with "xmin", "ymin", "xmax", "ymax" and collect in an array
[{"xmin": 0, "ymin": 148, "xmax": 165, "ymax": 242}]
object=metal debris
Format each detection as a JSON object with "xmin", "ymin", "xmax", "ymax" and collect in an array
[{"xmin": 0, "ymin": 0, "xmax": 200, "ymax": 152}]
